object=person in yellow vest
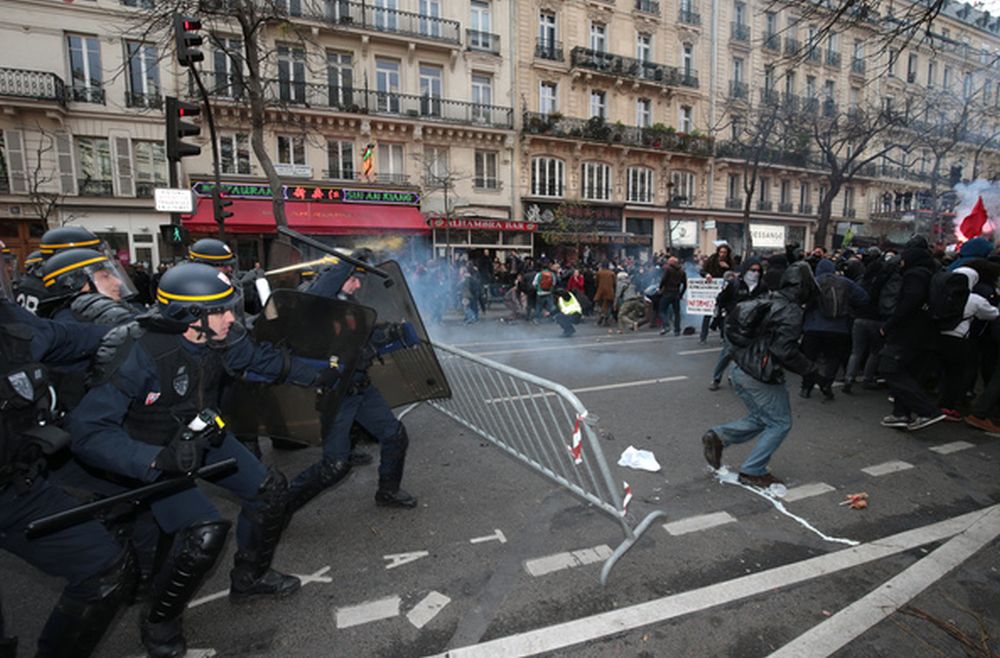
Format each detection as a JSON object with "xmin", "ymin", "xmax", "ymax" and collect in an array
[{"xmin": 555, "ymin": 288, "xmax": 583, "ymax": 337}]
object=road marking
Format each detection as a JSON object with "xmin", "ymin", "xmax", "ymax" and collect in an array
[
  {"xmin": 770, "ymin": 505, "xmax": 1000, "ymax": 657},
  {"xmin": 861, "ymin": 460, "xmax": 914, "ymax": 476},
  {"xmin": 929, "ymin": 440, "xmax": 974, "ymax": 455},
  {"xmin": 477, "ymin": 337, "xmax": 666, "ymax": 357},
  {"xmin": 127, "ymin": 650, "xmax": 216, "ymax": 658},
  {"xmin": 188, "ymin": 564, "xmax": 333, "ymax": 609},
  {"xmin": 432, "ymin": 505, "xmax": 1000, "ymax": 658},
  {"xmin": 188, "ymin": 589, "xmax": 229, "ymax": 608},
  {"xmin": 484, "ymin": 376, "xmax": 689, "ymax": 403},
  {"xmin": 678, "ymin": 348, "xmax": 720, "ymax": 355},
  {"xmin": 407, "ymin": 591, "xmax": 452, "ymax": 629},
  {"xmin": 384, "ymin": 551, "xmax": 430, "ymax": 570},
  {"xmin": 336, "ymin": 595, "xmax": 401, "ymax": 629},
  {"xmin": 470, "ymin": 529, "xmax": 507, "ymax": 544},
  {"xmin": 783, "ymin": 483, "xmax": 837, "ymax": 503},
  {"xmin": 663, "ymin": 511, "xmax": 736, "ymax": 536},
  {"xmin": 524, "ymin": 544, "xmax": 613, "ymax": 577}
]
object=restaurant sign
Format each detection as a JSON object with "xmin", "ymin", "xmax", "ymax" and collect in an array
[
  {"xmin": 431, "ymin": 218, "xmax": 537, "ymax": 232},
  {"xmin": 191, "ymin": 181, "xmax": 420, "ymax": 206}
]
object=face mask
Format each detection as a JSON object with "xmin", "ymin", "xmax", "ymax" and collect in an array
[{"xmin": 744, "ymin": 271, "xmax": 760, "ymax": 286}]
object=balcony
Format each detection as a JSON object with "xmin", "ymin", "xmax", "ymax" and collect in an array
[
  {"xmin": 473, "ymin": 177, "xmax": 502, "ymax": 191},
  {"xmin": 725, "ymin": 197, "xmax": 743, "ymax": 209},
  {"xmin": 77, "ymin": 179, "xmax": 114, "ymax": 196},
  {"xmin": 806, "ymin": 47, "xmax": 822, "ymax": 64},
  {"xmin": 825, "ymin": 50, "xmax": 842, "ymax": 68},
  {"xmin": 763, "ymin": 33, "xmax": 781, "ymax": 52},
  {"xmin": 635, "ymin": 0, "xmax": 660, "ymax": 15},
  {"xmin": 757, "ymin": 199, "xmax": 773, "ymax": 211},
  {"xmin": 716, "ymin": 141, "xmax": 814, "ymax": 169},
  {"xmin": 729, "ymin": 80, "xmax": 748, "ymax": 99},
  {"xmin": 135, "ymin": 181, "xmax": 157, "ymax": 198},
  {"xmin": 570, "ymin": 47, "xmax": 681, "ymax": 88},
  {"xmin": 535, "ymin": 39, "xmax": 563, "ymax": 61},
  {"xmin": 466, "ymin": 30, "xmax": 500, "ymax": 55},
  {"xmin": 822, "ymin": 99, "xmax": 837, "ymax": 117},
  {"xmin": 851, "ymin": 58, "xmax": 866, "ymax": 75},
  {"xmin": 522, "ymin": 112, "xmax": 713, "ymax": 157},
  {"xmin": 678, "ymin": 8, "xmax": 701, "ymax": 25},
  {"xmin": 760, "ymin": 88, "xmax": 779, "ymax": 104},
  {"xmin": 784, "ymin": 37, "xmax": 801, "ymax": 56},
  {"xmin": 679, "ymin": 70, "xmax": 699, "ymax": 88},
  {"xmin": 300, "ymin": 0, "xmax": 461, "ymax": 46},
  {"xmin": 70, "ymin": 84, "xmax": 105, "ymax": 104},
  {"xmin": 782, "ymin": 92, "xmax": 800, "ymax": 111},
  {"xmin": 200, "ymin": 73, "xmax": 513, "ymax": 129},
  {"xmin": 802, "ymin": 97, "xmax": 819, "ymax": 114},
  {"xmin": 778, "ymin": 201, "xmax": 794, "ymax": 213},
  {"xmin": 125, "ymin": 91, "xmax": 163, "ymax": 109},
  {"xmin": 799, "ymin": 203, "xmax": 813, "ymax": 214},
  {"xmin": 844, "ymin": 208, "xmax": 857, "ymax": 218},
  {"xmin": 731, "ymin": 22, "xmax": 750, "ymax": 42},
  {"xmin": 0, "ymin": 68, "xmax": 65, "ymax": 104}
]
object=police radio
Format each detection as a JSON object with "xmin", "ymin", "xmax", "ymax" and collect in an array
[{"xmin": 185, "ymin": 408, "xmax": 226, "ymax": 447}]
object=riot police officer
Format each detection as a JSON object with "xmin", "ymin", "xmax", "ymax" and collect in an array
[
  {"xmin": 288, "ymin": 258, "xmax": 419, "ymax": 512},
  {"xmin": 38, "ymin": 247, "xmax": 139, "ymax": 324},
  {"xmin": 187, "ymin": 237, "xmax": 237, "ymax": 274},
  {"xmin": 68, "ymin": 262, "xmax": 337, "ymax": 658},
  {"xmin": 0, "ymin": 241, "xmax": 136, "ymax": 658},
  {"xmin": 17, "ymin": 226, "xmax": 105, "ymax": 316}
]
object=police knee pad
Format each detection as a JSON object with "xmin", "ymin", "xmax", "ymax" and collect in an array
[
  {"xmin": 148, "ymin": 521, "xmax": 231, "ymax": 624},
  {"xmin": 243, "ymin": 469, "xmax": 291, "ymax": 537}
]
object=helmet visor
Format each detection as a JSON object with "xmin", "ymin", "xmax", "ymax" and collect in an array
[{"xmin": 80, "ymin": 258, "xmax": 139, "ymax": 302}]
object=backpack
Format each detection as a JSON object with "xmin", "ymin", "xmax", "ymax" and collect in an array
[
  {"xmin": 817, "ymin": 276, "xmax": 851, "ymax": 319},
  {"xmin": 538, "ymin": 270, "xmax": 554, "ymax": 291},
  {"xmin": 878, "ymin": 267, "xmax": 902, "ymax": 320},
  {"xmin": 928, "ymin": 271, "xmax": 970, "ymax": 330},
  {"xmin": 726, "ymin": 297, "xmax": 773, "ymax": 348}
]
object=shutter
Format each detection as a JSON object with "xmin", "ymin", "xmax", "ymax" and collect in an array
[
  {"xmin": 4, "ymin": 129, "xmax": 28, "ymax": 194},
  {"xmin": 110, "ymin": 132, "xmax": 135, "ymax": 197},
  {"xmin": 54, "ymin": 131, "xmax": 77, "ymax": 196}
]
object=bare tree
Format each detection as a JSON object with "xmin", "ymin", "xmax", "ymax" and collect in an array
[
  {"xmin": 415, "ymin": 150, "xmax": 474, "ymax": 262},
  {"xmin": 24, "ymin": 126, "xmax": 79, "ymax": 228}
]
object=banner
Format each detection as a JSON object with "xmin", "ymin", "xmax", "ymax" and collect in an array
[{"xmin": 685, "ymin": 277, "xmax": 725, "ymax": 316}]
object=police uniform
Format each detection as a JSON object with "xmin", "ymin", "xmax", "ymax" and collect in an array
[
  {"xmin": 288, "ymin": 259, "xmax": 417, "ymax": 512},
  {"xmin": 0, "ymin": 298, "xmax": 135, "ymax": 658},
  {"xmin": 67, "ymin": 263, "xmax": 332, "ymax": 658}
]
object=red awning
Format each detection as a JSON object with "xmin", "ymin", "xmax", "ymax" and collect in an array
[{"xmin": 182, "ymin": 198, "xmax": 429, "ymax": 235}]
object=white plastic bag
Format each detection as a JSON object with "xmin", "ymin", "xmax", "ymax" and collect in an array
[{"xmin": 617, "ymin": 445, "xmax": 662, "ymax": 472}]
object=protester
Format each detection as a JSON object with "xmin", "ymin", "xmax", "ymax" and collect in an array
[{"xmin": 658, "ymin": 257, "xmax": 687, "ymax": 336}]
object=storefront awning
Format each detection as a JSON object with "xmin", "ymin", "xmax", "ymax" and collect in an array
[{"xmin": 183, "ymin": 198, "xmax": 429, "ymax": 235}]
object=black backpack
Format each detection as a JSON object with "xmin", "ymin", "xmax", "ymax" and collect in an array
[
  {"xmin": 878, "ymin": 267, "xmax": 903, "ymax": 320},
  {"xmin": 726, "ymin": 297, "xmax": 772, "ymax": 348},
  {"xmin": 928, "ymin": 271, "xmax": 970, "ymax": 330},
  {"xmin": 817, "ymin": 276, "xmax": 851, "ymax": 319}
]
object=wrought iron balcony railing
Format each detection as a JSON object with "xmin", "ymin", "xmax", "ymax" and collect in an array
[
  {"xmin": 635, "ymin": 0, "xmax": 660, "ymax": 15},
  {"xmin": 522, "ymin": 112, "xmax": 713, "ymax": 156},
  {"xmin": 763, "ymin": 33, "xmax": 781, "ymax": 52},
  {"xmin": 570, "ymin": 47, "xmax": 681, "ymax": 87},
  {"xmin": 782, "ymin": 92, "xmax": 800, "ymax": 111},
  {"xmin": 725, "ymin": 197, "xmax": 743, "ymax": 209},
  {"xmin": 778, "ymin": 202, "xmax": 794, "ymax": 213},
  {"xmin": 679, "ymin": 70, "xmax": 699, "ymax": 88},
  {"xmin": 825, "ymin": 50, "xmax": 842, "ymax": 68},
  {"xmin": 473, "ymin": 177, "xmax": 502, "ymax": 191},
  {"xmin": 799, "ymin": 204, "xmax": 813, "ymax": 214},
  {"xmin": 730, "ymin": 22, "xmax": 749, "ymax": 41},
  {"xmin": 78, "ymin": 179, "xmax": 114, "ymax": 196},
  {"xmin": 806, "ymin": 47, "xmax": 822, "ymax": 63},
  {"xmin": 802, "ymin": 97, "xmax": 820, "ymax": 113},
  {"xmin": 535, "ymin": 39, "xmax": 563, "ymax": 61},
  {"xmin": 760, "ymin": 88, "xmax": 779, "ymax": 104},
  {"xmin": 0, "ymin": 67, "xmax": 66, "ymax": 104},
  {"xmin": 851, "ymin": 58, "xmax": 866, "ymax": 75},
  {"xmin": 784, "ymin": 37, "xmax": 801, "ymax": 56},
  {"xmin": 466, "ymin": 30, "xmax": 500, "ymax": 54},
  {"xmin": 716, "ymin": 141, "xmax": 815, "ymax": 169},
  {"xmin": 70, "ymin": 84, "xmax": 105, "ymax": 104},
  {"xmin": 844, "ymin": 208, "xmax": 857, "ymax": 218},
  {"xmin": 301, "ymin": 0, "xmax": 461, "ymax": 45},
  {"xmin": 757, "ymin": 199, "xmax": 772, "ymax": 211},
  {"xmin": 678, "ymin": 8, "xmax": 701, "ymax": 25},
  {"xmin": 729, "ymin": 80, "xmax": 748, "ymax": 99},
  {"xmin": 125, "ymin": 91, "xmax": 163, "ymax": 109},
  {"xmin": 135, "ymin": 181, "xmax": 158, "ymax": 198}
]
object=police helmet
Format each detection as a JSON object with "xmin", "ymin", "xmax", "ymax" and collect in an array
[
  {"xmin": 23, "ymin": 251, "xmax": 44, "ymax": 276},
  {"xmin": 39, "ymin": 226, "xmax": 102, "ymax": 255},
  {"xmin": 155, "ymin": 262, "xmax": 241, "ymax": 328},
  {"xmin": 40, "ymin": 248, "xmax": 138, "ymax": 303},
  {"xmin": 0, "ymin": 240, "xmax": 12, "ymax": 302},
  {"xmin": 187, "ymin": 238, "xmax": 237, "ymax": 269}
]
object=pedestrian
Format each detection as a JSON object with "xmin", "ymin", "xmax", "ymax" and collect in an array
[
  {"xmin": 459, "ymin": 267, "xmax": 479, "ymax": 324},
  {"xmin": 532, "ymin": 261, "xmax": 558, "ymax": 320},
  {"xmin": 700, "ymin": 244, "xmax": 734, "ymax": 343},
  {"xmin": 708, "ymin": 258, "xmax": 767, "ymax": 391},
  {"xmin": 594, "ymin": 263, "xmax": 616, "ymax": 326},
  {"xmin": 701, "ymin": 262, "xmax": 827, "ymax": 488},
  {"xmin": 658, "ymin": 257, "xmax": 687, "ymax": 336}
]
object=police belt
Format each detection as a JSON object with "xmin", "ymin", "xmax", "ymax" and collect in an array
[{"xmin": 346, "ymin": 375, "xmax": 372, "ymax": 396}]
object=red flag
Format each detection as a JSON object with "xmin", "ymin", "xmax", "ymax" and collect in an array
[{"xmin": 959, "ymin": 196, "xmax": 989, "ymax": 239}]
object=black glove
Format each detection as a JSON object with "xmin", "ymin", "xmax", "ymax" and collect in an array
[{"xmin": 154, "ymin": 430, "xmax": 206, "ymax": 475}]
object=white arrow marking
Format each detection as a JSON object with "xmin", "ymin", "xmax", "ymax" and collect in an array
[
  {"xmin": 407, "ymin": 591, "xmax": 452, "ymax": 629},
  {"xmin": 384, "ymin": 550, "xmax": 430, "ymax": 570},
  {"xmin": 470, "ymin": 529, "xmax": 507, "ymax": 545}
]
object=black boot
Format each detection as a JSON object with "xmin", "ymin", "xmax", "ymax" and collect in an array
[
  {"xmin": 375, "ymin": 426, "xmax": 416, "ymax": 509},
  {"xmin": 143, "ymin": 522, "xmax": 230, "ymax": 658},
  {"xmin": 37, "ymin": 549, "xmax": 137, "ymax": 658},
  {"xmin": 375, "ymin": 487, "xmax": 418, "ymax": 508},
  {"xmin": 230, "ymin": 470, "xmax": 300, "ymax": 604},
  {"xmin": 286, "ymin": 458, "xmax": 352, "ymax": 514}
]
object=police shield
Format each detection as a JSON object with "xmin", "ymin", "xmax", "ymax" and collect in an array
[
  {"xmin": 225, "ymin": 289, "xmax": 377, "ymax": 446},
  {"xmin": 352, "ymin": 260, "xmax": 451, "ymax": 407}
]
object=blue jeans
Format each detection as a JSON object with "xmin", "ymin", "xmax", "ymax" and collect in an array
[
  {"xmin": 711, "ymin": 365, "xmax": 792, "ymax": 476},
  {"xmin": 659, "ymin": 295, "xmax": 681, "ymax": 334},
  {"xmin": 712, "ymin": 342, "xmax": 733, "ymax": 383}
]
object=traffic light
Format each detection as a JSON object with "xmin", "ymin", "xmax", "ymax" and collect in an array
[
  {"xmin": 212, "ymin": 189, "xmax": 234, "ymax": 224},
  {"xmin": 166, "ymin": 96, "xmax": 201, "ymax": 162},
  {"xmin": 160, "ymin": 224, "xmax": 189, "ymax": 244},
  {"xmin": 173, "ymin": 15, "xmax": 204, "ymax": 67}
]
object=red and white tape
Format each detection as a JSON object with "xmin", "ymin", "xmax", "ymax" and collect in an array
[{"xmin": 567, "ymin": 412, "xmax": 587, "ymax": 465}]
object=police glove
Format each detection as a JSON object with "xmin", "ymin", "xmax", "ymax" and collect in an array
[{"xmin": 153, "ymin": 429, "xmax": 206, "ymax": 475}]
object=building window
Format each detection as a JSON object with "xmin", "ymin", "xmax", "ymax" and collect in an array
[
  {"xmin": 423, "ymin": 145, "xmax": 449, "ymax": 186},
  {"xmin": 125, "ymin": 41, "xmax": 159, "ymax": 107},
  {"xmin": 843, "ymin": 186, "xmax": 854, "ymax": 214},
  {"xmin": 824, "ymin": 79, "xmax": 835, "ymax": 100},
  {"xmin": 277, "ymin": 135, "xmax": 306, "ymax": 165},
  {"xmin": 590, "ymin": 22, "xmax": 606, "ymax": 52},
  {"xmin": 539, "ymin": 11, "xmax": 556, "ymax": 48},
  {"xmin": 780, "ymin": 180, "xmax": 791, "ymax": 204},
  {"xmin": 133, "ymin": 141, "xmax": 167, "ymax": 195},
  {"xmin": 474, "ymin": 150, "xmax": 499, "ymax": 189},
  {"xmin": 759, "ymin": 176, "xmax": 771, "ymax": 202},
  {"xmin": 627, "ymin": 167, "xmax": 653, "ymax": 204},
  {"xmin": 764, "ymin": 66, "xmax": 775, "ymax": 92},
  {"xmin": 419, "ymin": 0, "xmax": 442, "ymax": 38},
  {"xmin": 75, "ymin": 137, "xmax": 113, "ymax": 193},
  {"xmin": 531, "ymin": 156, "xmax": 564, "ymax": 197},
  {"xmin": 636, "ymin": 98, "xmax": 652, "ymax": 127},
  {"xmin": 943, "ymin": 66, "xmax": 952, "ymax": 91},
  {"xmin": 590, "ymin": 90, "xmax": 606, "ymax": 119},
  {"xmin": 277, "ymin": 0, "xmax": 302, "ymax": 16},
  {"xmin": 963, "ymin": 71, "xmax": 973, "ymax": 99},
  {"xmin": 671, "ymin": 170, "xmax": 696, "ymax": 205},
  {"xmin": 419, "ymin": 64, "xmax": 443, "ymax": 116},
  {"xmin": 888, "ymin": 49, "xmax": 898, "ymax": 77},
  {"xmin": 680, "ymin": 105, "xmax": 693, "ymax": 132},
  {"xmin": 582, "ymin": 162, "xmax": 611, "ymax": 200},
  {"xmin": 212, "ymin": 37, "xmax": 244, "ymax": 98},
  {"xmin": 733, "ymin": 1, "xmax": 746, "ymax": 26},
  {"xmin": 378, "ymin": 142, "xmax": 405, "ymax": 183},
  {"xmin": 327, "ymin": 140, "xmax": 354, "ymax": 179},
  {"xmin": 907, "ymin": 53, "xmax": 918, "ymax": 82},
  {"xmin": 373, "ymin": 0, "xmax": 398, "ymax": 31},
  {"xmin": 636, "ymin": 33, "xmax": 651, "ymax": 62},
  {"xmin": 376, "ymin": 58, "xmax": 401, "ymax": 112},
  {"xmin": 471, "ymin": 73, "xmax": 493, "ymax": 123},
  {"xmin": 732, "ymin": 57, "xmax": 744, "ymax": 83},
  {"xmin": 220, "ymin": 133, "xmax": 251, "ymax": 174},
  {"xmin": 927, "ymin": 61, "xmax": 937, "ymax": 88},
  {"xmin": 327, "ymin": 51, "xmax": 353, "ymax": 107},
  {"xmin": 470, "ymin": 1, "xmax": 491, "ymax": 42},
  {"xmin": 799, "ymin": 182, "xmax": 809, "ymax": 207},
  {"xmin": 67, "ymin": 35, "xmax": 103, "ymax": 102},
  {"xmin": 682, "ymin": 43, "xmax": 694, "ymax": 76},
  {"xmin": 277, "ymin": 45, "xmax": 306, "ymax": 103},
  {"xmin": 539, "ymin": 82, "xmax": 557, "ymax": 114},
  {"xmin": 727, "ymin": 173, "xmax": 741, "ymax": 200}
]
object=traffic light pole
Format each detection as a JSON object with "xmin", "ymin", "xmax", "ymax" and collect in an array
[
  {"xmin": 187, "ymin": 66, "xmax": 226, "ymax": 238},
  {"xmin": 169, "ymin": 154, "xmax": 181, "ymax": 227}
]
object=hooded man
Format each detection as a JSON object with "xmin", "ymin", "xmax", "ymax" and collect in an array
[
  {"xmin": 701, "ymin": 261, "xmax": 825, "ymax": 488},
  {"xmin": 658, "ymin": 257, "xmax": 687, "ymax": 336},
  {"xmin": 708, "ymin": 257, "xmax": 767, "ymax": 391}
]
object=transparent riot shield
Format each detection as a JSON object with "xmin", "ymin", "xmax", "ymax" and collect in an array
[
  {"xmin": 352, "ymin": 260, "xmax": 451, "ymax": 407},
  {"xmin": 225, "ymin": 289, "xmax": 377, "ymax": 446}
]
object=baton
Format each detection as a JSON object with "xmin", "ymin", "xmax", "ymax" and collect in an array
[
  {"xmin": 24, "ymin": 458, "xmax": 238, "ymax": 540},
  {"xmin": 276, "ymin": 226, "xmax": 394, "ymax": 287}
]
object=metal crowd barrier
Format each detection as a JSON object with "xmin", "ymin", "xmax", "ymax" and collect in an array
[{"xmin": 425, "ymin": 341, "xmax": 666, "ymax": 584}]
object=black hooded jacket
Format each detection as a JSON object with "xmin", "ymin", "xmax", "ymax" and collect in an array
[{"xmin": 882, "ymin": 247, "xmax": 938, "ymax": 349}]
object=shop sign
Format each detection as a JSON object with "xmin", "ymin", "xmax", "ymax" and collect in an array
[
  {"xmin": 191, "ymin": 181, "xmax": 420, "ymax": 206},
  {"xmin": 669, "ymin": 220, "xmax": 698, "ymax": 247},
  {"xmin": 192, "ymin": 181, "xmax": 275, "ymax": 199},
  {"xmin": 524, "ymin": 202, "xmax": 623, "ymax": 232},
  {"xmin": 750, "ymin": 223, "xmax": 786, "ymax": 248},
  {"xmin": 340, "ymin": 189, "xmax": 421, "ymax": 206},
  {"xmin": 431, "ymin": 218, "xmax": 537, "ymax": 232}
]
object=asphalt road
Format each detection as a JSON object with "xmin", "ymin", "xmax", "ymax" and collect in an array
[{"xmin": 3, "ymin": 309, "xmax": 999, "ymax": 657}]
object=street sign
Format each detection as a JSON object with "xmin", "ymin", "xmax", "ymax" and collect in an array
[{"xmin": 155, "ymin": 188, "xmax": 196, "ymax": 213}]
